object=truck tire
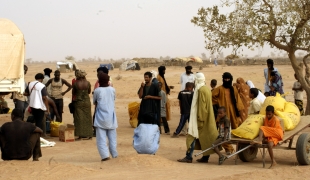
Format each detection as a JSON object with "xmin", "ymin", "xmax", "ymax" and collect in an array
[
  {"xmin": 238, "ymin": 143, "xmax": 258, "ymax": 162},
  {"xmin": 296, "ymin": 133, "xmax": 310, "ymax": 165}
]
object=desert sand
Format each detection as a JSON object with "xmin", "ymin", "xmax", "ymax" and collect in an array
[{"xmin": 0, "ymin": 62, "xmax": 310, "ymax": 180}]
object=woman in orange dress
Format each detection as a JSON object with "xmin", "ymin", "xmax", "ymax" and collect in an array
[
  {"xmin": 252, "ymin": 105, "xmax": 284, "ymax": 169},
  {"xmin": 233, "ymin": 77, "xmax": 251, "ymax": 123}
]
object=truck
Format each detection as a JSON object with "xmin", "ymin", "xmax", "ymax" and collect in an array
[{"xmin": 0, "ymin": 18, "xmax": 25, "ymax": 95}]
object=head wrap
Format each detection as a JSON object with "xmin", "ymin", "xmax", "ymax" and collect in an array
[
  {"xmin": 158, "ymin": 66, "xmax": 166, "ymax": 76},
  {"xmin": 98, "ymin": 72, "xmax": 109, "ymax": 87},
  {"xmin": 246, "ymin": 80, "xmax": 255, "ymax": 88},
  {"xmin": 150, "ymin": 70, "xmax": 158, "ymax": 80},
  {"xmin": 188, "ymin": 72, "xmax": 206, "ymax": 138},
  {"xmin": 222, "ymin": 72, "xmax": 240, "ymax": 117},
  {"xmin": 43, "ymin": 68, "xmax": 52, "ymax": 75},
  {"xmin": 76, "ymin": 70, "xmax": 87, "ymax": 78},
  {"xmin": 157, "ymin": 66, "xmax": 170, "ymax": 94},
  {"xmin": 97, "ymin": 66, "xmax": 109, "ymax": 74},
  {"xmin": 266, "ymin": 59, "xmax": 274, "ymax": 71},
  {"xmin": 185, "ymin": 66, "xmax": 192, "ymax": 70},
  {"xmin": 266, "ymin": 59, "xmax": 274, "ymax": 65},
  {"xmin": 222, "ymin": 72, "xmax": 233, "ymax": 88}
]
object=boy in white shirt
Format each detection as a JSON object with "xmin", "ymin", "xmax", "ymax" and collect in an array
[
  {"xmin": 248, "ymin": 88, "xmax": 263, "ymax": 115},
  {"xmin": 292, "ymin": 74, "xmax": 304, "ymax": 115}
]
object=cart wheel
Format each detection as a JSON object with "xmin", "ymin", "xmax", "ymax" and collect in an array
[
  {"xmin": 238, "ymin": 144, "xmax": 258, "ymax": 162},
  {"xmin": 296, "ymin": 133, "xmax": 310, "ymax": 165}
]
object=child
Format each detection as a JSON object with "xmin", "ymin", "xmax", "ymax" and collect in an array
[
  {"xmin": 292, "ymin": 73, "xmax": 304, "ymax": 115},
  {"xmin": 158, "ymin": 82, "xmax": 170, "ymax": 135},
  {"xmin": 212, "ymin": 106, "xmax": 231, "ymax": 165},
  {"xmin": 264, "ymin": 92, "xmax": 270, "ymax": 97},
  {"xmin": 268, "ymin": 84, "xmax": 277, "ymax": 96},
  {"xmin": 248, "ymin": 88, "xmax": 263, "ymax": 115},
  {"xmin": 171, "ymin": 82, "xmax": 194, "ymax": 138},
  {"xmin": 252, "ymin": 105, "xmax": 283, "ymax": 169},
  {"xmin": 210, "ymin": 79, "xmax": 217, "ymax": 91}
]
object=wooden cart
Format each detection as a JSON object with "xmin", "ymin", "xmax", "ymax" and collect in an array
[{"xmin": 195, "ymin": 116, "xmax": 310, "ymax": 167}]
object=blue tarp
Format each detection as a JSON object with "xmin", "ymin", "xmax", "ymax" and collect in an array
[
  {"xmin": 133, "ymin": 124, "xmax": 160, "ymax": 154},
  {"xmin": 99, "ymin": 64, "xmax": 113, "ymax": 70}
]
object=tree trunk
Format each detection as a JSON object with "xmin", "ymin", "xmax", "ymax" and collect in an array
[{"xmin": 288, "ymin": 52, "xmax": 310, "ymax": 115}]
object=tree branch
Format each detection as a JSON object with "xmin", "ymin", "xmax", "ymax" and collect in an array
[{"xmin": 303, "ymin": 53, "xmax": 310, "ymax": 85}]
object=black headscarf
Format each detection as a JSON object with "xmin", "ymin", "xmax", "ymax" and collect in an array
[
  {"xmin": 266, "ymin": 59, "xmax": 274, "ymax": 70},
  {"xmin": 222, "ymin": 72, "xmax": 240, "ymax": 117},
  {"xmin": 98, "ymin": 72, "xmax": 109, "ymax": 87},
  {"xmin": 158, "ymin": 66, "xmax": 170, "ymax": 94},
  {"xmin": 43, "ymin": 68, "xmax": 53, "ymax": 77}
]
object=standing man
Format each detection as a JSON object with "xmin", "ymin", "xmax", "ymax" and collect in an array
[
  {"xmin": 157, "ymin": 66, "xmax": 171, "ymax": 121},
  {"xmin": 42, "ymin": 68, "xmax": 52, "ymax": 95},
  {"xmin": 264, "ymin": 59, "xmax": 278, "ymax": 93},
  {"xmin": 24, "ymin": 73, "xmax": 49, "ymax": 131},
  {"xmin": 45, "ymin": 70, "xmax": 72, "ymax": 122},
  {"xmin": 0, "ymin": 108, "xmax": 43, "ymax": 161},
  {"xmin": 212, "ymin": 72, "xmax": 244, "ymax": 154},
  {"xmin": 138, "ymin": 72, "xmax": 161, "ymax": 126},
  {"xmin": 12, "ymin": 65, "xmax": 28, "ymax": 114},
  {"xmin": 180, "ymin": 66, "xmax": 195, "ymax": 91},
  {"xmin": 179, "ymin": 65, "xmax": 195, "ymax": 135},
  {"xmin": 177, "ymin": 73, "xmax": 218, "ymax": 163}
]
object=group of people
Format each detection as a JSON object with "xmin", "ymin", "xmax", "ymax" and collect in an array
[
  {"xmin": 136, "ymin": 58, "xmax": 303, "ymax": 168},
  {"xmin": 0, "ymin": 58, "xmax": 304, "ymax": 167},
  {"xmin": 0, "ymin": 66, "xmax": 118, "ymax": 162}
]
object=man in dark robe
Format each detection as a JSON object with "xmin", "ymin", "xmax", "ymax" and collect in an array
[{"xmin": 138, "ymin": 72, "xmax": 161, "ymax": 126}]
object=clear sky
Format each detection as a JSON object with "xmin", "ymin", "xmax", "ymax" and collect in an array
[{"xmin": 1, "ymin": 0, "xmax": 273, "ymax": 62}]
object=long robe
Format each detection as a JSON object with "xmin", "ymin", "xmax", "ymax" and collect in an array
[
  {"xmin": 73, "ymin": 82, "xmax": 93, "ymax": 137},
  {"xmin": 212, "ymin": 85, "xmax": 244, "ymax": 129},
  {"xmin": 157, "ymin": 75, "xmax": 171, "ymax": 120},
  {"xmin": 186, "ymin": 86, "xmax": 218, "ymax": 156},
  {"xmin": 234, "ymin": 78, "xmax": 251, "ymax": 123},
  {"xmin": 260, "ymin": 116, "xmax": 283, "ymax": 145},
  {"xmin": 137, "ymin": 83, "xmax": 160, "ymax": 125}
]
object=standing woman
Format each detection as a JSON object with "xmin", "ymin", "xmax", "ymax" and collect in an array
[
  {"xmin": 157, "ymin": 66, "xmax": 171, "ymax": 121},
  {"xmin": 234, "ymin": 77, "xmax": 251, "ymax": 123},
  {"xmin": 72, "ymin": 70, "xmax": 93, "ymax": 140}
]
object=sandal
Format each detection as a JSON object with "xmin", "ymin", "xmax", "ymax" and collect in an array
[
  {"xmin": 177, "ymin": 157, "xmax": 192, "ymax": 163},
  {"xmin": 219, "ymin": 156, "xmax": 227, "ymax": 165}
]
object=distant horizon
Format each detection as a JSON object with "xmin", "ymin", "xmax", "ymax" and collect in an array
[
  {"xmin": 25, "ymin": 55, "xmax": 298, "ymax": 64},
  {"xmin": 1, "ymin": 0, "xmax": 295, "ymax": 62}
]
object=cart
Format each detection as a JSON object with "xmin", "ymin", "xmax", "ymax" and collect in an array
[{"xmin": 194, "ymin": 116, "xmax": 310, "ymax": 167}]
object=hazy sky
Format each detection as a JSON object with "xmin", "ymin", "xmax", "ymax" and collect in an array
[{"xmin": 1, "ymin": 0, "xmax": 273, "ymax": 62}]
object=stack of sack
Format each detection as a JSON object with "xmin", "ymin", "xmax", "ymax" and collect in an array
[
  {"xmin": 128, "ymin": 102, "xmax": 140, "ymax": 128},
  {"xmin": 232, "ymin": 93, "xmax": 301, "ymax": 140}
]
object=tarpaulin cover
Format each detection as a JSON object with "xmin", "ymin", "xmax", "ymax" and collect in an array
[
  {"xmin": 133, "ymin": 124, "xmax": 160, "ymax": 154},
  {"xmin": 0, "ymin": 18, "xmax": 24, "ymax": 79}
]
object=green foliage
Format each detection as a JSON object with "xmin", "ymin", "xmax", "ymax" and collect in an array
[{"xmin": 191, "ymin": 0, "xmax": 310, "ymax": 54}]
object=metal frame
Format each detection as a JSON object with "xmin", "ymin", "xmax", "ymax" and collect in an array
[{"xmin": 194, "ymin": 123, "xmax": 310, "ymax": 167}]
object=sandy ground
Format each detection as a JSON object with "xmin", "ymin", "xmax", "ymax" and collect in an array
[{"xmin": 0, "ymin": 63, "xmax": 310, "ymax": 180}]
